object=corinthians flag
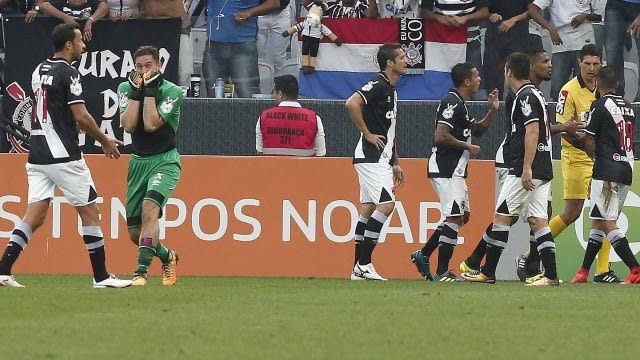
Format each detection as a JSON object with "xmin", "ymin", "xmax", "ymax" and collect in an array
[
  {"xmin": 298, "ymin": 18, "xmax": 467, "ymax": 100},
  {"xmin": 0, "ymin": 16, "xmax": 180, "ymax": 153}
]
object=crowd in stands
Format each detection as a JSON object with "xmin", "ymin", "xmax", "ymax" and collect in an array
[{"xmin": 0, "ymin": 0, "xmax": 639, "ymax": 101}]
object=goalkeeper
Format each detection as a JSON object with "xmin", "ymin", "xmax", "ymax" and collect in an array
[{"xmin": 117, "ymin": 45, "xmax": 183, "ymax": 286}]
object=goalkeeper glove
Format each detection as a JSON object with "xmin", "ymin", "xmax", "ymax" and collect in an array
[
  {"xmin": 127, "ymin": 70, "xmax": 144, "ymax": 101},
  {"xmin": 142, "ymin": 70, "xmax": 163, "ymax": 97}
]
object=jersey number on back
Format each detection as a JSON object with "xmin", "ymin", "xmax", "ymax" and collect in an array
[
  {"xmin": 33, "ymin": 88, "xmax": 48, "ymax": 124},
  {"xmin": 617, "ymin": 121, "xmax": 633, "ymax": 152}
]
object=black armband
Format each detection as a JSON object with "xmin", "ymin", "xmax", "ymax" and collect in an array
[
  {"xmin": 130, "ymin": 89, "xmax": 143, "ymax": 101},
  {"xmin": 143, "ymin": 87, "xmax": 157, "ymax": 97}
]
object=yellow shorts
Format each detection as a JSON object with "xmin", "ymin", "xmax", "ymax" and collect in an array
[{"xmin": 561, "ymin": 158, "xmax": 592, "ymax": 200}]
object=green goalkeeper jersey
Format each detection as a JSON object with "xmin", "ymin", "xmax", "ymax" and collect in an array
[{"xmin": 117, "ymin": 79, "xmax": 183, "ymax": 156}]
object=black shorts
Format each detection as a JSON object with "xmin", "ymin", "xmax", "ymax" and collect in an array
[{"xmin": 302, "ymin": 36, "xmax": 320, "ymax": 57}]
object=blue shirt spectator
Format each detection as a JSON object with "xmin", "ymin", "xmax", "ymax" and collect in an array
[
  {"xmin": 605, "ymin": 0, "xmax": 640, "ymax": 99},
  {"xmin": 208, "ymin": 0, "xmax": 259, "ymax": 43},
  {"xmin": 203, "ymin": 0, "xmax": 280, "ymax": 98}
]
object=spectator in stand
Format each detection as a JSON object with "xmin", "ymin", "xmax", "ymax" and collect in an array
[
  {"xmin": 305, "ymin": 0, "xmax": 379, "ymax": 18},
  {"xmin": 529, "ymin": 0, "xmax": 600, "ymax": 101},
  {"xmin": 141, "ymin": 0, "xmax": 193, "ymax": 87},
  {"xmin": 604, "ymin": 0, "xmax": 640, "ymax": 98},
  {"xmin": 106, "ymin": 0, "xmax": 139, "ymax": 21},
  {"xmin": 258, "ymin": 1, "xmax": 292, "ymax": 77},
  {"xmin": 591, "ymin": 0, "xmax": 607, "ymax": 54},
  {"xmin": 37, "ymin": 0, "xmax": 109, "ymax": 41},
  {"xmin": 256, "ymin": 74, "xmax": 326, "ymax": 156},
  {"xmin": 483, "ymin": 0, "xmax": 530, "ymax": 100},
  {"xmin": 204, "ymin": 0, "xmax": 280, "ymax": 98},
  {"xmin": 377, "ymin": 0, "xmax": 421, "ymax": 18},
  {"xmin": 296, "ymin": 0, "xmax": 304, "ymax": 17},
  {"xmin": 527, "ymin": 6, "xmax": 544, "ymax": 52},
  {"xmin": 185, "ymin": 0, "xmax": 206, "ymax": 28},
  {"xmin": 2, "ymin": 0, "xmax": 36, "ymax": 17},
  {"xmin": 421, "ymin": 0, "xmax": 489, "ymax": 100}
]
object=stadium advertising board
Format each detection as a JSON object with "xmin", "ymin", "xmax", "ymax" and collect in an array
[
  {"xmin": 0, "ymin": 155, "xmax": 495, "ymax": 279},
  {"xmin": 1, "ymin": 155, "xmax": 638, "ymax": 280}
]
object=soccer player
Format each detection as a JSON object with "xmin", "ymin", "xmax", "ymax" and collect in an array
[
  {"xmin": 346, "ymin": 44, "xmax": 406, "ymax": 281},
  {"xmin": 459, "ymin": 50, "xmax": 581, "ymax": 280},
  {"xmin": 569, "ymin": 66, "xmax": 640, "ymax": 284},
  {"xmin": 462, "ymin": 52, "xmax": 559, "ymax": 286},
  {"xmin": 0, "ymin": 24, "xmax": 131, "ymax": 288},
  {"xmin": 409, "ymin": 63, "xmax": 499, "ymax": 282},
  {"xmin": 518, "ymin": 44, "xmax": 623, "ymax": 283},
  {"xmin": 118, "ymin": 46, "xmax": 183, "ymax": 286}
]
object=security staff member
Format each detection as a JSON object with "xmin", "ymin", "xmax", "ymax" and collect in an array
[{"xmin": 256, "ymin": 74, "xmax": 326, "ymax": 156}]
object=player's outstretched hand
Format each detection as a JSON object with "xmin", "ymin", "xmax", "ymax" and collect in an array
[
  {"xmin": 364, "ymin": 133, "xmax": 386, "ymax": 150},
  {"xmin": 562, "ymin": 119, "xmax": 584, "ymax": 136},
  {"xmin": 487, "ymin": 89, "xmax": 499, "ymax": 111},
  {"xmin": 101, "ymin": 137, "xmax": 124, "ymax": 159},
  {"xmin": 393, "ymin": 165, "xmax": 404, "ymax": 187}
]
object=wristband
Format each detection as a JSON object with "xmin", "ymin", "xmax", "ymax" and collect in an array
[
  {"xmin": 129, "ymin": 89, "xmax": 142, "ymax": 101},
  {"xmin": 143, "ymin": 87, "xmax": 157, "ymax": 97}
]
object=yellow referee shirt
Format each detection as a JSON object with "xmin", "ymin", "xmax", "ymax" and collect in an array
[{"xmin": 555, "ymin": 74, "xmax": 596, "ymax": 163}]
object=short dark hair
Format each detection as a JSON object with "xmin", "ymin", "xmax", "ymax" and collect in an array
[
  {"xmin": 133, "ymin": 45, "xmax": 160, "ymax": 63},
  {"xmin": 579, "ymin": 43, "xmax": 602, "ymax": 62},
  {"xmin": 506, "ymin": 52, "xmax": 530, "ymax": 80},
  {"xmin": 51, "ymin": 23, "xmax": 79, "ymax": 52},
  {"xmin": 526, "ymin": 49, "xmax": 547, "ymax": 62},
  {"xmin": 451, "ymin": 63, "xmax": 475, "ymax": 87},
  {"xmin": 376, "ymin": 44, "xmax": 402, "ymax": 71},
  {"xmin": 274, "ymin": 74, "xmax": 299, "ymax": 99},
  {"xmin": 596, "ymin": 66, "xmax": 617, "ymax": 89}
]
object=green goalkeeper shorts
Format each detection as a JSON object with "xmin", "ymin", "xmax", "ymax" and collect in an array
[{"xmin": 126, "ymin": 149, "xmax": 181, "ymax": 228}]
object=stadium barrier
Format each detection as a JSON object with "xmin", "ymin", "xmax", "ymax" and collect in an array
[
  {"xmin": 0, "ymin": 154, "xmax": 496, "ymax": 279},
  {"xmin": 178, "ymin": 99, "xmax": 640, "ymax": 160},
  {"xmin": 1, "ymin": 154, "xmax": 639, "ymax": 280}
]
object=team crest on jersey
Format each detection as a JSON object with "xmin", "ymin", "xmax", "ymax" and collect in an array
[
  {"xmin": 119, "ymin": 92, "xmax": 129, "ymax": 108},
  {"xmin": 441, "ymin": 103, "xmax": 457, "ymax": 119},
  {"xmin": 5, "ymin": 82, "xmax": 33, "ymax": 153},
  {"xmin": 151, "ymin": 173, "xmax": 164, "ymax": 186},
  {"xmin": 69, "ymin": 75, "xmax": 82, "ymax": 96},
  {"xmin": 520, "ymin": 96, "xmax": 532, "ymax": 116},
  {"xmin": 556, "ymin": 90, "xmax": 568, "ymax": 114},
  {"xmin": 361, "ymin": 81, "xmax": 378, "ymax": 92},
  {"xmin": 160, "ymin": 97, "xmax": 177, "ymax": 113}
]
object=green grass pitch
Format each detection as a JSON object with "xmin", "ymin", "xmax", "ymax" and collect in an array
[{"xmin": 1, "ymin": 275, "xmax": 638, "ymax": 359}]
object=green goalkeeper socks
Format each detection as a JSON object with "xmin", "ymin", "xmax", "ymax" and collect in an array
[
  {"xmin": 155, "ymin": 242, "xmax": 170, "ymax": 263},
  {"xmin": 135, "ymin": 237, "xmax": 156, "ymax": 273}
]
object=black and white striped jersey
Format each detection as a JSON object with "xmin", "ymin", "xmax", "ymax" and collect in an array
[
  {"xmin": 495, "ymin": 89, "xmax": 516, "ymax": 169},
  {"xmin": 28, "ymin": 58, "xmax": 85, "ymax": 165},
  {"xmin": 428, "ymin": 89, "xmax": 474, "ymax": 178},
  {"xmin": 421, "ymin": 0, "xmax": 488, "ymax": 39},
  {"xmin": 326, "ymin": 0, "xmax": 369, "ymax": 18},
  {"xmin": 586, "ymin": 94, "xmax": 635, "ymax": 185},
  {"xmin": 352, "ymin": 72, "xmax": 397, "ymax": 165},
  {"xmin": 508, "ymin": 83, "xmax": 553, "ymax": 181}
]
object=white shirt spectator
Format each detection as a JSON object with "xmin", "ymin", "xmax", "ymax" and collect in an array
[
  {"xmin": 533, "ymin": 0, "xmax": 595, "ymax": 53},
  {"xmin": 377, "ymin": 0, "xmax": 421, "ymax": 18}
]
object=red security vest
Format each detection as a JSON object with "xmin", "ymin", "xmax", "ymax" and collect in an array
[{"xmin": 259, "ymin": 105, "xmax": 318, "ymax": 156}]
